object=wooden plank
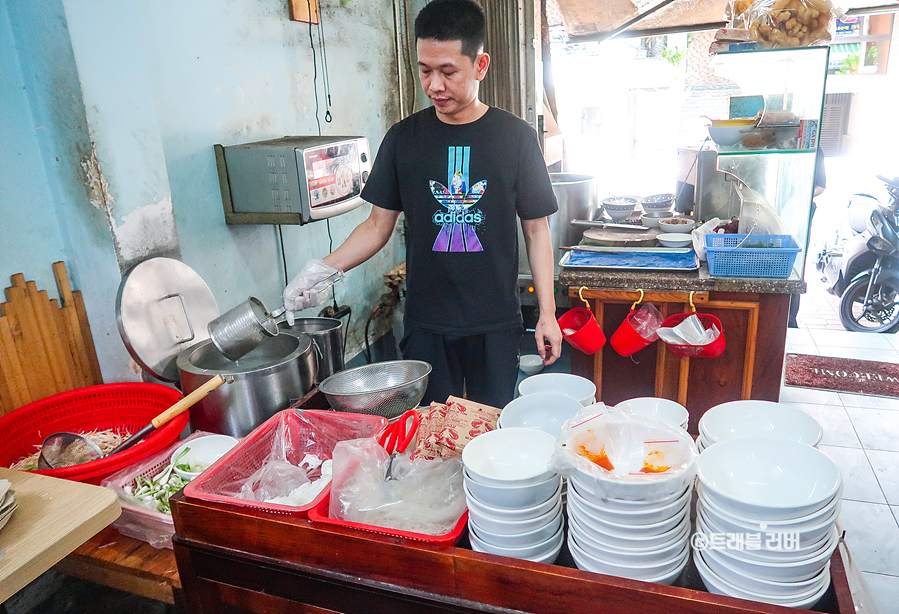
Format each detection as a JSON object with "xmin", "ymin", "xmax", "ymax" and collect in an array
[
  {"xmin": 0, "ymin": 467, "xmax": 121, "ymax": 603},
  {"xmin": 54, "ymin": 262, "xmax": 97, "ymax": 386},
  {"xmin": 26, "ymin": 282, "xmax": 73, "ymax": 393},
  {"xmin": 573, "ymin": 288, "xmax": 709, "ymax": 305},
  {"xmin": 73, "ymin": 290, "xmax": 103, "ymax": 385},
  {"xmin": 9, "ymin": 273, "xmax": 27, "ymax": 292},
  {"xmin": 52, "ymin": 299, "xmax": 89, "ymax": 388},
  {"xmin": 1, "ymin": 286, "xmax": 56, "ymax": 401},
  {"xmin": 56, "ymin": 527, "xmax": 180, "ymax": 605},
  {"xmin": 0, "ymin": 316, "xmax": 31, "ymax": 411},
  {"xmin": 287, "ymin": 0, "xmax": 319, "ymax": 23}
]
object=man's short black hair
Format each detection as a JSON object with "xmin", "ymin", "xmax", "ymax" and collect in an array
[{"xmin": 414, "ymin": 0, "xmax": 486, "ymax": 62}]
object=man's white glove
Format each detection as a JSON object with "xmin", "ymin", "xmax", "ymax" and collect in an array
[{"xmin": 283, "ymin": 259, "xmax": 344, "ymax": 325}]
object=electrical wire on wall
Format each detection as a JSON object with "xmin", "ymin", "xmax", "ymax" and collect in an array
[
  {"xmin": 306, "ymin": 0, "xmax": 323, "ymax": 136},
  {"xmin": 277, "ymin": 225, "xmax": 289, "ymax": 286},
  {"xmin": 317, "ymin": 13, "xmax": 333, "ymax": 123}
]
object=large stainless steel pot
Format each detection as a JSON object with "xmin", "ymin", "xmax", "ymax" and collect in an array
[{"xmin": 176, "ymin": 333, "xmax": 316, "ymax": 437}]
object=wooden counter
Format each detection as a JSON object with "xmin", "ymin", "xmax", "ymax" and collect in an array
[
  {"xmin": 0, "ymin": 468, "xmax": 120, "ymax": 602},
  {"xmin": 170, "ymin": 491, "xmax": 854, "ymax": 614},
  {"xmin": 559, "ymin": 266, "xmax": 800, "ymax": 433}
]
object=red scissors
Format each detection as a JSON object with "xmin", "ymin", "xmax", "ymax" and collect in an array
[{"xmin": 377, "ymin": 409, "xmax": 420, "ymax": 479}]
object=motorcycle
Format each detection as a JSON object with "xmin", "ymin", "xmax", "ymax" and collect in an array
[{"xmin": 816, "ymin": 175, "xmax": 899, "ymax": 333}]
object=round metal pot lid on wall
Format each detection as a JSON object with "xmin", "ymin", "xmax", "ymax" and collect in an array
[{"xmin": 116, "ymin": 257, "xmax": 220, "ymax": 382}]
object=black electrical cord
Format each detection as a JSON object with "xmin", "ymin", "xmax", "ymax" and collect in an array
[
  {"xmin": 364, "ymin": 305, "xmax": 381, "ymax": 364},
  {"xmin": 326, "ymin": 218, "xmax": 338, "ymax": 311},
  {"xmin": 306, "ymin": 0, "xmax": 322, "ymax": 136},
  {"xmin": 317, "ymin": 12, "xmax": 333, "ymax": 123},
  {"xmin": 277, "ymin": 225, "xmax": 289, "ymax": 286}
]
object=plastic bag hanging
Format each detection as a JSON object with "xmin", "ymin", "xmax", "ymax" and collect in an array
[
  {"xmin": 609, "ymin": 291, "xmax": 663, "ymax": 357},
  {"xmin": 658, "ymin": 292, "xmax": 726, "ymax": 358},
  {"xmin": 558, "ymin": 287, "xmax": 606, "ymax": 355}
]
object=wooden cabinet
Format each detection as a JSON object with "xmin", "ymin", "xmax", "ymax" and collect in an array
[
  {"xmin": 560, "ymin": 268, "xmax": 800, "ymax": 433},
  {"xmin": 170, "ymin": 492, "xmax": 854, "ymax": 614}
]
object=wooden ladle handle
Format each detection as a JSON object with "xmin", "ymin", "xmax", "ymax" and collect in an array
[{"xmin": 151, "ymin": 375, "xmax": 228, "ymax": 428}]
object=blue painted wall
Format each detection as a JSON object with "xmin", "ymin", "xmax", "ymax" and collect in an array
[{"xmin": 1, "ymin": 0, "xmax": 405, "ymax": 382}]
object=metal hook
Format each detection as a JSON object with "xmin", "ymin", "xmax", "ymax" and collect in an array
[
  {"xmin": 689, "ymin": 291, "xmax": 697, "ymax": 312},
  {"xmin": 578, "ymin": 286, "xmax": 590, "ymax": 309},
  {"xmin": 630, "ymin": 289, "xmax": 645, "ymax": 311}
]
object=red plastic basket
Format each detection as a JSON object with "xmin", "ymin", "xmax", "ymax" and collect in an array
[
  {"xmin": 184, "ymin": 409, "xmax": 386, "ymax": 518},
  {"xmin": 0, "ymin": 383, "xmax": 188, "ymax": 485},
  {"xmin": 307, "ymin": 494, "xmax": 468, "ymax": 546},
  {"xmin": 660, "ymin": 313, "xmax": 726, "ymax": 358}
]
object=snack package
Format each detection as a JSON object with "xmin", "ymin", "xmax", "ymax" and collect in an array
[
  {"xmin": 409, "ymin": 396, "xmax": 500, "ymax": 461},
  {"xmin": 737, "ymin": 0, "xmax": 839, "ymax": 48}
]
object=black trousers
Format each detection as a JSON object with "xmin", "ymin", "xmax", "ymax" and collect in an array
[{"xmin": 400, "ymin": 326, "xmax": 523, "ymax": 408}]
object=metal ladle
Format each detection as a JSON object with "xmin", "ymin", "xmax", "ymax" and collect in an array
[{"xmin": 38, "ymin": 375, "xmax": 232, "ymax": 470}]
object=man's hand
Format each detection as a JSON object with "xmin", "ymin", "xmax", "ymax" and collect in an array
[
  {"xmin": 283, "ymin": 259, "xmax": 344, "ymax": 324},
  {"xmin": 535, "ymin": 313, "xmax": 562, "ymax": 366}
]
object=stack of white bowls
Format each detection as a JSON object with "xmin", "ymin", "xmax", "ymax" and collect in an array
[
  {"xmin": 462, "ymin": 427, "xmax": 564, "ymax": 563},
  {"xmin": 518, "ymin": 373, "xmax": 597, "ymax": 407},
  {"xmin": 694, "ymin": 437, "xmax": 842, "ymax": 609},
  {"xmin": 498, "ymin": 392, "xmax": 583, "ymax": 437},
  {"xmin": 614, "ymin": 397, "xmax": 688, "ymax": 431},
  {"xmin": 697, "ymin": 400, "xmax": 823, "ymax": 453},
  {"xmin": 567, "ymin": 471, "xmax": 692, "ymax": 584}
]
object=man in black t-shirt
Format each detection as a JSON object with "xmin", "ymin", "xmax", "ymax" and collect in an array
[{"xmin": 284, "ymin": 0, "xmax": 561, "ymax": 407}]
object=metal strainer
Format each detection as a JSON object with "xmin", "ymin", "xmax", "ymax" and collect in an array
[{"xmin": 318, "ymin": 360, "xmax": 431, "ymax": 419}]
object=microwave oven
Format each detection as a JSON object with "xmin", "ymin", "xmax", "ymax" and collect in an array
[{"xmin": 215, "ymin": 136, "xmax": 372, "ymax": 225}]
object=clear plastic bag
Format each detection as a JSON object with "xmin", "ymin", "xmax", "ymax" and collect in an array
[
  {"xmin": 329, "ymin": 437, "xmax": 467, "ymax": 536},
  {"xmin": 185, "ymin": 409, "xmax": 386, "ymax": 513},
  {"xmin": 550, "ymin": 407, "xmax": 698, "ymax": 501},
  {"xmin": 657, "ymin": 314, "xmax": 721, "ymax": 346},
  {"xmin": 630, "ymin": 303, "xmax": 664, "ymax": 342},
  {"xmin": 742, "ymin": 0, "xmax": 839, "ymax": 48},
  {"xmin": 102, "ymin": 430, "xmax": 217, "ymax": 549},
  {"xmin": 692, "ymin": 217, "xmax": 721, "ymax": 261}
]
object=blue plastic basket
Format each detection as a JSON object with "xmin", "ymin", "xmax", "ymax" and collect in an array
[{"xmin": 705, "ymin": 234, "xmax": 801, "ymax": 278}]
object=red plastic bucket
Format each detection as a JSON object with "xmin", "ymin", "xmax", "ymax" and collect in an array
[
  {"xmin": 660, "ymin": 313, "xmax": 726, "ymax": 358},
  {"xmin": 610, "ymin": 311, "xmax": 655, "ymax": 357},
  {"xmin": 558, "ymin": 307, "xmax": 606, "ymax": 354}
]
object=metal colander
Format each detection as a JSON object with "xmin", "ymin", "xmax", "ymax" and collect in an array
[{"xmin": 318, "ymin": 360, "xmax": 431, "ymax": 419}]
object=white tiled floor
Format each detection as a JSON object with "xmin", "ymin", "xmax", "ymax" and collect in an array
[{"xmin": 784, "ymin": 328, "xmax": 899, "ymax": 612}]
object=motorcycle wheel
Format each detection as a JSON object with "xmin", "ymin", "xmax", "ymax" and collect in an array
[{"xmin": 839, "ymin": 275, "xmax": 899, "ymax": 333}]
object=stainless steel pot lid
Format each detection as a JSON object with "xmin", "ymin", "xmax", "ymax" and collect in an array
[
  {"xmin": 116, "ymin": 258, "xmax": 220, "ymax": 382},
  {"xmin": 177, "ymin": 333, "xmax": 312, "ymax": 375}
]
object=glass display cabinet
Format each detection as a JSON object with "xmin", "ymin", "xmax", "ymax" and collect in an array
[{"xmin": 709, "ymin": 46, "xmax": 830, "ymax": 278}]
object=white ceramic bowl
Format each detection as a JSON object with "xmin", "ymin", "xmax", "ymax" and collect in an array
[
  {"xmin": 707, "ymin": 125, "xmax": 745, "ymax": 147},
  {"xmin": 568, "ymin": 481, "xmax": 691, "ymax": 525},
  {"xmin": 569, "ymin": 533, "xmax": 690, "ymax": 581},
  {"xmin": 641, "ymin": 195, "xmax": 675, "ymax": 212},
  {"xmin": 569, "ymin": 505, "xmax": 691, "ymax": 550},
  {"xmin": 693, "ymin": 546, "xmax": 830, "ymax": 608},
  {"xmin": 468, "ymin": 511, "xmax": 563, "ymax": 549},
  {"xmin": 700, "ymin": 537, "xmax": 832, "ymax": 593},
  {"xmin": 571, "ymin": 521, "xmax": 688, "ymax": 565},
  {"xmin": 469, "ymin": 522, "xmax": 564, "ymax": 560},
  {"xmin": 464, "ymin": 472, "xmax": 561, "ymax": 509},
  {"xmin": 500, "ymin": 393, "xmax": 582, "ymax": 438},
  {"xmin": 464, "ymin": 480, "xmax": 562, "ymax": 522},
  {"xmin": 658, "ymin": 217, "xmax": 696, "ymax": 234},
  {"xmin": 698, "ymin": 498, "xmax": 839, "ymax": 547},
  {"xmin": 656, "ymin": 233, "xmax": 693, "ymax": 248},
  {"xmin": 569, "ymin": 478, "xmax": 689, "ymax": 511},
  {"xmin": 463, "ymin": 484, "xmax": 563, "ymax": 522},
  {"xmin": 530, "ymin": 532, "xmax": 565, "ymax": 564},
  {"xmin": 697, "ymin": 504, "xmax": 838, "ymax": 558},
  {"xmin": 699, "ymin": 400, "xmax": 823, "ymax": 447},
  {"xmin": 697, "ymin": 481, "xmax": 841, "ymax": 531},
  {"xmin": 567, "ymin": 488, "xmax": 688, "ymax": 537},
  {"xmin": 641, "ymin": 212, "xmax": 668, "ymax": 228},
  {"xmin": 518, "ymin": 373, "xmax": 596, "ymax": 407},
  {"xmin": 697, "ymin": 437, "xmax": 841, "ymax": 520},
  {"xmin": 568, "ymin": 511, "xmax": 689, "ymax": 554},
  {"xmin": 614, "ymin": 398, "xmax": 689, "ymax": 431},
  {"xmin": 171, "ymin": 435, "xmax": 240, "ymax": 481},
  {"xmin": 518, "ymin": 354, "xmax": 544, "ymax": 375},
  {"xmin": 467, "ymin": 492, "xmax": 562, "ymax": 535},
  {"xmin": 462, "ymin": 427, "xmax": 557, "ymax": 486}
]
